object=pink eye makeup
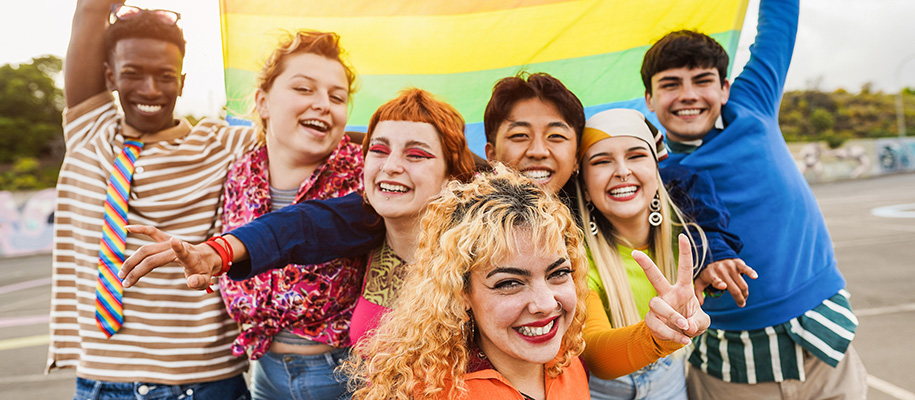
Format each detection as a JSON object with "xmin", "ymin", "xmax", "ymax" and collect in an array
[
  {"xmin": 368, "ymin": 144, "xmax": 391, "ymax": 154},
  {"xmin": 405, "ymin": 148, "xmax": 436, "ymax": 158}
]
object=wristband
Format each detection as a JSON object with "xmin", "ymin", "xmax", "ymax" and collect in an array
[
  {"xmin": 211, "ymin": 236, "xmax": 234, "ymax": 274},
  {"xmin": 703, "ymin": 288, "xmax": 724, "ymax": 298},
  {"xmin": 203, "ymin": 236, "xmax": 233, "ymax": 293}
]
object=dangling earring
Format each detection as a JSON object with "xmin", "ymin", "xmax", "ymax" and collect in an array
[
  {"xmin": 586, "ymin": 202, "xmax": 599, "ymax": 236},
  {"xmin": 649, "ymin": 192, "xmax": 663, "ymax": 227}
]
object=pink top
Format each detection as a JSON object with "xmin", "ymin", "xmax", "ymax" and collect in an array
[
  {"xmin": 219, "ymin": 137, "xmax": 365, "ymax": 359},
  {"xmin": 348, "ymin": 242, "xmax": 407, "ymax": 346}
]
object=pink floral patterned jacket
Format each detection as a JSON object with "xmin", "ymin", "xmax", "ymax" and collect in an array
[{"xmin": 219, "ymin": 136, "xmax": 365, "ymax": 359}]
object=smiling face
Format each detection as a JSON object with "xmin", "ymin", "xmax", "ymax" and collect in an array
[
  {"xmin": 485, "ymin": 98, "xmax": 578, "ymax": 195},
  {"xmin": 465, "ymin": 228, "xmax": 577, "ymax": 370},
  {"xmin": 645, "ymin": 66, "xmax": 730, "ymax": 143},
  {"xmin": 256, "ymin": 53, "xmax": 349, "ymax": 165},
  {"xmin": 363, "ymin": 121, "xmax": 449, "ymax": 222},
  {"xmin": 105, "ymin": 38, "xmax": 185, "ymax": 133},
  {"xmin": 582, "ymin": 136, "xmax": 660, "ymax": 227}
]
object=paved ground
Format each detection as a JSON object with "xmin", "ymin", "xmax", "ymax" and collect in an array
[{"xmin": 1, "ymin": 173, "xmax": 913, "ymax": 399}]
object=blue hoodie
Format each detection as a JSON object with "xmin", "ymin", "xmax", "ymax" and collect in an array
[{"xmin": 660, "ymin": 0, "xmax": 846, "ymax": 331}]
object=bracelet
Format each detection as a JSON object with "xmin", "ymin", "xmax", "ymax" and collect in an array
[
  {"xmin": 203, "ymin": 236, "xmax": 233, "ymax": 293},
  {"xmin": 211, "ymin": 236, "xmax": 234, "ymax": 274}
]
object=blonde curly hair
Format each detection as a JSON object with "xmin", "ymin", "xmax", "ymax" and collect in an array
[{"xmin": 344, "ymin": 163, "xmax": 589, "ymax": 400}]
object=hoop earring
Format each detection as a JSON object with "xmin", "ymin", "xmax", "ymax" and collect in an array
[
  {"xmin": 586, "ymin": 202, "xmax": 599, "ymax": 236},
  {"xmin": 463, "ymin": 310, "xmax": 475, "ymax": 344},
  {"xmin": 649, "ymin": 192, "xmax": 663, "ymax": 227}
]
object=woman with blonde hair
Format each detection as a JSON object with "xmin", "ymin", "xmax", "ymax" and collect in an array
[
  {"xmin": 576, "ymin": 108, "xmax": 714, "ymax": 399},
  {"xmin": 348, "ymin": 164, "xmax": 708, "ymax": 400}
]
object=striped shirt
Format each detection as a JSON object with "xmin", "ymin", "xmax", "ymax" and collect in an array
[
  {"xmin": 47, "ymin": 92, "xmax": 257, "ymax": 384},
  {"xmin": 689, "ymin": 290, "xmax": 858, "ymax": 383}
]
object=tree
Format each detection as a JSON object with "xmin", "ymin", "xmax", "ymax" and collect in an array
[{"xmin": 0, "ymin": 55, "xmax": 64, "ymax": 163}]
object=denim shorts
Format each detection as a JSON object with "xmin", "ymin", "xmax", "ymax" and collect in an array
[
  {"xmin": 589, "ymin": 353, "xmax": 687, "ymax": 400},
  {"xmin": 250, "ymin": 347, "xmax": 352, "ymax": 400},
  {"xmin": 74, "ymin": 374, "xmax": 249, "ymax": 400}
]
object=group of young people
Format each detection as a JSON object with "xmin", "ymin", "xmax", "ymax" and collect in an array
[{"xmin": 50, "ymin": 0, "xmax": 867, "ymax": 399}]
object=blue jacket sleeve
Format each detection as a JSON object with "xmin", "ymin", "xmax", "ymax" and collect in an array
[
  {"xmin": 226, "ymin": 192, "xmax": 385, "ymax": 280},
  {"xmin": 660, "ymin": 165, "xmax": 743, "ymax": 268},
  {"xmin": 729, "ymin": 0, "xmax": 799, "ymax": 117}
]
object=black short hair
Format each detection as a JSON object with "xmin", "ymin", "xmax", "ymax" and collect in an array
[
  {"xmin": 483, "ymin": 72, "xmax": 585, "ymax": 144},
  {"xmin": 641, "ymin": 30, "xmax": 729, "ymax": 95},
  {"xmin": 103, "ymin": 11, "xmax": 186, "ymax": 63}
]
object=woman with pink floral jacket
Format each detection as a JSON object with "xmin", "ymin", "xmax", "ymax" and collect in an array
[{"xmin": 218, "ymin": 30, "xmax": 363, "ymax": 400}]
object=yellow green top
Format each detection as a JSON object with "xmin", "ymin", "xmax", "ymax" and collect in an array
[{"xmin": 586, "ymin": 244, "xmax": 659, "ymax": 320}]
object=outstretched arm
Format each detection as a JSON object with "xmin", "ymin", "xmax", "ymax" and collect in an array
[
  {"xmin": 227, "ymin": 192, "xmax": 384, "ymax": 278},
  {"xmin": 66, "ymin": 0, "xmax": 122, "ymax": 107},
  {"xmin": 119, "ymin": 192, "xmax": 384, "ymax": 289}
]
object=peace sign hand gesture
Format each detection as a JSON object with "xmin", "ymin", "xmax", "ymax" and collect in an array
[{"xmin": 634, "ymin": 233, "xmax": 710, "ymax": 345}]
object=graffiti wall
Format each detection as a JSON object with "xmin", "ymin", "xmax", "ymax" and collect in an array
[
  {"xmin": 0, "ymin": 189, "xmax": 55, "ymax": 257},
  {"xmin": 790, "ymin": 137, "xmax": 915, "ymax": 183}
]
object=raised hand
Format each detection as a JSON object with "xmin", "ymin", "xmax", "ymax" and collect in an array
[
  {"xmin": 118, "ymin": 225, "xmax": 221, "ymax": 290},
  {"xmin": 634, "ymin": 234, "xmax": 710, "ymax": 345},
  {"xmin": 694, "ymin": 258, "xmax": 757, "ymax": 307}
]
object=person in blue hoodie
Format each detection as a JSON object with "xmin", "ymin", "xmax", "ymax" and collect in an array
[{"xmin": 640, "ymin": 0, "xmax": 867, "ymax": 398}]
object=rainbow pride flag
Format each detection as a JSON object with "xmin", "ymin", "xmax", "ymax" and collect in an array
[{"xmin": 220, "ymin": 0, "xmax": 749, "ymax": 155}]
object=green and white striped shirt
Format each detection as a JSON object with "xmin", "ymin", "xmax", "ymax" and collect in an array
[{"xmin": 688, "ymin": 290, "xmax": 857, "ymax": 383}]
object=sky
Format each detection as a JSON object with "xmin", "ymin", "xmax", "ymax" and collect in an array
[{"xmin": 3, "ymin": 0, "xmax": 914, "ymax": 117}]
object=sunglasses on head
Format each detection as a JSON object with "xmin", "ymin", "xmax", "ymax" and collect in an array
[{"xmin": 110, "ymin": 4, "xmax": 181, "ymax": 26}]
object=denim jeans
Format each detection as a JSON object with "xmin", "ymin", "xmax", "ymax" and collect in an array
[
  {"xmin": 589, "ymin": 354, "xmax": 687, "ymax": 400},
  {"xmin": 74, "ymin": 374, "xmax": 249, "ymax": 400},
  {"xmin": 250, "ymin": 347, "xmax": 351, "ymax": 400}
]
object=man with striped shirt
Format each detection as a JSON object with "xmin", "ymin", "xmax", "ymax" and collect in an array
[
  {"xmin": 48, "ymin": 1, "xmax": 256, "ymax": 398},
  {"xmin": 641, "ymin": 0, "xmax": 868, "ymax": 398}
]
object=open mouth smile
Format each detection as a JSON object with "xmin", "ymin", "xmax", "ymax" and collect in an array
[
  {"xmin": 513, "ymin": 316, "xmax": 560, "ymax": 343},
  {"xmin": 521, "ymin": 169, "xmax": 553, "ymax": 183},
  {"xmin": 135, "ymin": 103, "xmax": 163, "ymax": 114},
  {"xmin": 608, "ymin": 185, "xmax": 639, "ymax": 201},
  {"xmin": 300, "ymin": 119, "xmax": 330, "ymax": 133},
  {"xmin": 673, "ymin": 108, "xmax": 704, "ymax": 117},
  {"xmin": 378, "ymin": 182, "xmax": 410, "ymax": 194}
]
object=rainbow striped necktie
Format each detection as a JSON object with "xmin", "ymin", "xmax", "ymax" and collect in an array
[{"xmin": 95, "ymin": 139, "xmax": 143, "ymax": 338}]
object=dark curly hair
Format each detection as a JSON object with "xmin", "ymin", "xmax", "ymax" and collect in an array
[
  {"xmin": 641, "ymin": 30, "xmax": 729, "ymax": 95},
  {"xmin": 103, "ymin": 10, "xmax": 186, "ymax": 63}
]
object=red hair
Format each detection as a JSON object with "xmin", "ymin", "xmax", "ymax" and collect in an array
[{"xmin": 364, "ymin": 88, "xmax": 476, "ymax": 183}]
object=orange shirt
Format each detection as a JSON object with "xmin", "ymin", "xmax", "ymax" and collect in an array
[
  {"xmin": 581, "ymin": 289, "xmax": 684, "ymax": 380},
  {"xmin": 439, "ymin": 357, "xmax": 590, "ymax": 399}
]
